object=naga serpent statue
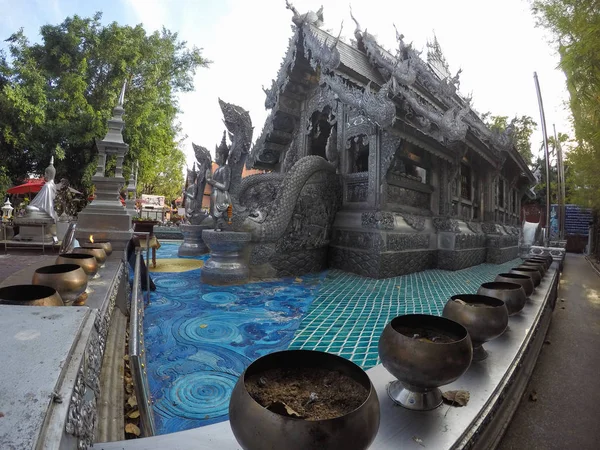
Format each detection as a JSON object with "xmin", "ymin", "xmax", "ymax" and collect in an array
[{"xmin": 216, "ymin": 99, "xmax": 337, "ymax": 244}]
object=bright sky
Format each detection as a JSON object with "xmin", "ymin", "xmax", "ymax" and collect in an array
[{"xmin": 1, "ymin": 0, "xmax": 571, "ymax": 168}]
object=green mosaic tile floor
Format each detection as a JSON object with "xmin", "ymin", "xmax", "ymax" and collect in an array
[{"xmin": 288, "ymin": 258, "xmax": 523, "ymax": 369}]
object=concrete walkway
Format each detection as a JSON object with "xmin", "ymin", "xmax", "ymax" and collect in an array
[{"xmin": 499, "ymin": 253, "xmax": 600, "ymax": 450}]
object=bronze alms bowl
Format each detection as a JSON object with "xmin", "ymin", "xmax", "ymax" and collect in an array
[
  {"xmin": 528, "ymin": 254, "xmax": 553, "ymax": 269},
  {"xmin": 443, "ymin": 294, "xmax": 509, "ymax": 361},
  {"xmin": 509, "ymin": 267, "xmax": 541, "ymax": 287},
  {"xmin": 527, "ymin": 256, "xmax": 551, "ymax": 270},
  {"xmin": 378, "ymin": 314, "xmax": 472, "ymax": 410},
  {"xmin": 0, "ymin": 284, "xmax": 63, "ymax": 306},
  {"xmin": 518, "ymin": 263, "xmax": 545, "ymax": 279},
  {"xmin": 229, "ymin": 350, "xmax": 380, "ymax": 450},
  {"xmin": 56, "ymin": 253, "xmax": 98, "ymax": 278},
  {"xmin": 495, "ymin": 273, "xmax": 534, "ymax": 296},
  {"xmin": 73, "ymin": 246, "xmax": 107, "ymax": 265},
  {"xmin": 32, "ymin": 264, "xmax": 88, "ymax": 306},
  {"xmin": 81, "ymin": 241, "xmax": 112, "ymax": 257},
  {"xmin": 522, "ymin": 260, "xmax": 546, "ymax": 277},
  {"xmin": 477, "ymin": 282, "xmax": 527, "ymax": 316}
]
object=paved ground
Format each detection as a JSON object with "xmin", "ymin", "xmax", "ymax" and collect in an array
[
  {"xmin": 0, "ymin": 249, "xmax": 59, "ymax": 286},
  {"xmin": 499, "ymin": 253, "xmax": 600, "ymax": 450}
]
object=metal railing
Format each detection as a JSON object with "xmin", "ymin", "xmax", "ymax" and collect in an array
[
  {"xmin": 132, "ymin": 231, "xmax": 151, "ymax": 306},
  {"xmin": 128, "ymin": 247, "xmax": 156, "ymax": 436}
]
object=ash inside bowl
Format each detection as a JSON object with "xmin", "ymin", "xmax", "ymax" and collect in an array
[{"xmin": 246, "ymin": 367, "xmax": 368, "ymax": 420}]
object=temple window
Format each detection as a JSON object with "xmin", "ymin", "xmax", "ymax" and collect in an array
[
  {"xmin": 460, "ymin": 164, "xmax": 471, "ymax": 200},
  {"xmin": 388, "ymin": 143, "xmax": 429, "ymax": 184},
  {"xmin": 347, "ymin": 134, "xmax": 369, "ymax": 173},
  {"xmin": 498, "ymin": 178, "xmax": 505, "ymax": 208},
  {"xmin": 307, "ymin": 107, "xmax": 335, "ymax": 160}
]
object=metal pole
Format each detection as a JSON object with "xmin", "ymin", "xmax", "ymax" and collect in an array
[
  {"xmin": 534, "ymin": 72, "xmax": 552, "ymax": 247},
  {"xmin": 556, "ymin": 128, "xmax": 567, "ymax": 240},
  {"xmin": 553, "ymin": 125, "xmax": 562, "ymax": 240}
]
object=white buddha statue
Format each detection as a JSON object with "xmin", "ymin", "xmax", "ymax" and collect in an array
[{"xmin": 26, "ymin": 157, "xmax": 60, "ymax": 222}]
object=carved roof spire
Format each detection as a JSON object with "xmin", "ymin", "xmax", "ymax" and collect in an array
[{"xmin": 118, "ymin": 78, "xmax": 127, "ymax": 107}]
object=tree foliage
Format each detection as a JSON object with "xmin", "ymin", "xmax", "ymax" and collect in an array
[
  {"xmin": 481, "ymin": 113, "xmax": 537, "ymax": 165},
  {"xmin": 0, "ymin": 13, "xmax": 210, "ymax": 202},
  {"xmin": 532, "ymin": 0, "xmax": 600, "ymax": 208}
]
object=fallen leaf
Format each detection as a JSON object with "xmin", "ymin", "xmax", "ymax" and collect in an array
[
  {"xmin": 442, "ymin": 390, "xmax": 470, "ymax": 406},
  {"xmin": 0, "ymin": 412, "xmax": 4, "ymax": 418},
  {"xmin": 529, "ymin": 390, "xmax": 538, "ymax": 402},
  {"xmin": 295, "ymin": 277, "xmax": 303, "ymax": 282},
  {"xmin": 125, "ymin": 423, "xmax": 141, "ymax": 436},
  {"xmin": 204, "ymin": 415, "xmax": 210, "ymax": 419},
  {"xmin": 128, "ymin": 410, "xmax": 140, "ymax": 419},
  {"xmin": 199, "ymin": 324, "xmax": 208, "ymax": 329},
  {"xmin": 123, "ymin": 355, "xmax": 129, "ymax": 361},
  {"xmin": 266, "ymin": 401, "xmax": 303, "ymax": 418},
  {"xmin": 128, "ymin": 395, "xmax": 138, "ymax": 408}
]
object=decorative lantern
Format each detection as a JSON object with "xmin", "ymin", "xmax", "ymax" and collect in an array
[{"xmin": 2, "ymin": 198, "xmax": 13, "ymax": 222}]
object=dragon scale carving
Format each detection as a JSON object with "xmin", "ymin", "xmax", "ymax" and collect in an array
[{"xmin": 240, "ymin": 156, "xmax": 336, "ymax": 241}]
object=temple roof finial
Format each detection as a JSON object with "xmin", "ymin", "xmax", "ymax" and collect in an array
[{"xmin": 286, "ymin": 0, "xmax": 324, "ymax": 27}]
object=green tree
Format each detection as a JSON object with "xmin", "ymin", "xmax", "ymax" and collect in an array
[
  {"xmin": 0, "ymin": 166, "xmax": 12, "ymax": 201},
  {"xmin": 532, "ymin": 0, "xmax": 600, "ymax": 207},
  {"xmin": 482, "ymin": 113, "xmax": 537, "ymax": 165},
  {"xmin": 0, "ymin": 13, "xmax": 210, "ymax": 201}
]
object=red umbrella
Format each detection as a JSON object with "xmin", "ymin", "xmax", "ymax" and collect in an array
[{"xmin": 6, "ymin": 178, "xmax": 46, "ymax": 195}]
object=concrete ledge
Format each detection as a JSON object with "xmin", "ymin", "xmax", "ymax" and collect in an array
[{"xmin": 97, "ymin": 264, "xmax": 559, "ymax": 450}]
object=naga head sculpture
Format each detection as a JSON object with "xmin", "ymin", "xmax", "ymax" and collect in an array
[{"xmin": 218, "ymin": 98, "xmax": 253, "ymax": 163}]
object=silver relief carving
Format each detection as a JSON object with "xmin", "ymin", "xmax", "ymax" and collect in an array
[
  {"xmin": 66, "ymin": 365, "xmax": 96, "ymax": 450},
  {"xmin": 263, "ymin": 33, "xmax": 299, "ymax": 110},
  {"xmin": 302, "ymin": 24, "xmax": 341, "ymax": 72},
  {"xmin": 323, "ymin": 74, "xmax": 396, "ymax": 128},
  {"xmin": 401, "ymin": 213, "xmax": 426, "ymax": 231}
]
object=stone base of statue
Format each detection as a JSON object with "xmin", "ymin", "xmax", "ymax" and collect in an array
[
  {"xmin": 178, "ymin": 224, "xmax": 211, "ymax": 257},
  {"xmin": 75, "ymin": 176, "xmax": 133, "ymax": 252},
  {"xmin": 201, "ymin": 230, "xmax": 251, "ymax": 285},
  {"xmin": 13, "ymin": 217, "xmax": 57, "ymax": 243}
]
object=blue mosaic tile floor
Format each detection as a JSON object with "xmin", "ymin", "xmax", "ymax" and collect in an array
[
  {"xmin": 288, "ymin": 260, "xmax": 522, "ymax": 369},
  {"xmin": 144, "ymin": 242, "xmax": 521, "ymax": 434}
]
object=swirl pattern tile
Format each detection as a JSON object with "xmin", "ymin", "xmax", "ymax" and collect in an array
[{"xmin": 143, "ymin": 244, "xmax": 326, "ymax": 434}]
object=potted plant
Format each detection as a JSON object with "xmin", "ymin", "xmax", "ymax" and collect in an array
[
  {"xmin": 170, "ymin": 213, "xmax": 183, "ymax": 225},
  {"xmin": 132, "ymin": 216, "xmax": 158, "ymax": 235}
]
